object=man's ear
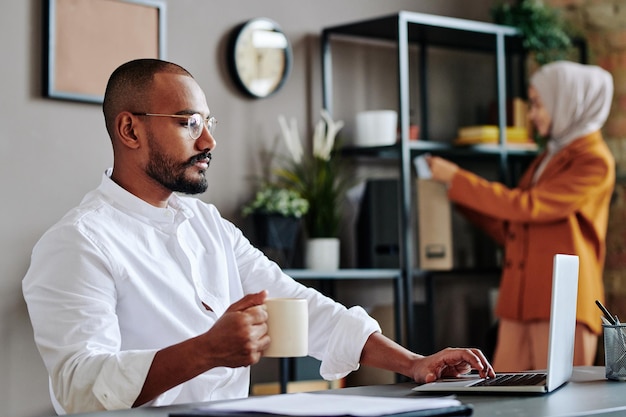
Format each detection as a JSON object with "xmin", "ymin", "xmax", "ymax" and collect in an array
[{"xmin": 116, "ymin": 112, "xmax": 142, "ymax": 149}]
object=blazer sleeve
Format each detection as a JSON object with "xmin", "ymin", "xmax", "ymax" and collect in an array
[
  {"xmin": 447, "ymin": 144, "xmax": 613, "ymax": 224},
  {"xmin": 454, "ymin": 203, "xmax": 508, "ymax": 246}
]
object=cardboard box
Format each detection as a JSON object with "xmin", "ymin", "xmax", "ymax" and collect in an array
[{"xmin": 416, "ymin": 179, "xmax": 453, "ymax": 270}]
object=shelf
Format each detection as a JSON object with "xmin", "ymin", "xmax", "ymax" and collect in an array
[
  {"xmin": 322, "ymin": 11, "xmax": 522, "ymax": 52},
  {"xmin": 284, "ymin": 268, "xmax": 402, "ymax": 280},
  {"xmin": 411, "ymin": 267, "xmax": 502, "ymax": 277},
  {"xmin": 322, "ymin": 11, "xmax": 525, "ymax": 146},
  {"xmin": 341, "ymin": 141, "xmax": 539, "ymax": 159}
]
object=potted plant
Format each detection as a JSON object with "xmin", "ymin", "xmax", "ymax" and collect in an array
[
  {"xmin": 273, "ymin": 110, "xmax": 352, "ymax": 270},
  {"xmin": 491, "ymin": 0, "xmax": 574, "ymax": 65},
  {"xmin": 242, "ymin": 185, "xmax": 309, "ymax": 266}
]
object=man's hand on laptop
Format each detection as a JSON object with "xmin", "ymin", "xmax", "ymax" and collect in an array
[{"xmin": 413, "ymin": 347, "xmax": 496, "ymax": 383}]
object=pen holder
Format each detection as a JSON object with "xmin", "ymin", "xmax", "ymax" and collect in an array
[{"xmin": 603, "ymin": 324, "xmax": 626, "ymax": 381}]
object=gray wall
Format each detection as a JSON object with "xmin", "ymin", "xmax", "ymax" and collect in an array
[{"xmin": 1, "ymin": 1, "xmax": 491, "ymax": 416}]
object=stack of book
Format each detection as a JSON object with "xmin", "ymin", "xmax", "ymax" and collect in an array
[
  {"xmin": 455, "ymin": 125, "xmax": 530, "ymax": 145},
  {"xmin": 455, "ymin": 97, "xmax": 537, "ymax": 149}
]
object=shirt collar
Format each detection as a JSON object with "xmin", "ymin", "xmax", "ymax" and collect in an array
[{"xmin": 98, "ymin": 168, "xmax": 193, "ymax": 224}]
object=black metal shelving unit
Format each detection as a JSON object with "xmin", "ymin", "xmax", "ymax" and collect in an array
[{"xmin": 320, "ymin": 11, "xmax": 532, "ymax": 353}]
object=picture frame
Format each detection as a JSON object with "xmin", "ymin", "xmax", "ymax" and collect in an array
[{"xmin": 43, "ymin": 0, "xmax": 167, "ymax": 104}]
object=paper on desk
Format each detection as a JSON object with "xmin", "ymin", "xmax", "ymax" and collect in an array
[{"xmin": 200, "ymin": 393, "xmax": 461, "ymax": 416}]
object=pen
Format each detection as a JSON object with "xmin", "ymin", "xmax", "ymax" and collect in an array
[{"xmin": 596, "ymin": 299, "xmax": 617, "ymax": 325}]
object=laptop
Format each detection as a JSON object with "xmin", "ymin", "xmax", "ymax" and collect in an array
[{"xmin": 413, "ymin": 253, "xmax": 579, "ymax": 394}]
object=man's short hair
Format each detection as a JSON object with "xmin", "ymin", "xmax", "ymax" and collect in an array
[{"xmin": 102, "ymin": 59, "xmax": 192, "ymax": 139}]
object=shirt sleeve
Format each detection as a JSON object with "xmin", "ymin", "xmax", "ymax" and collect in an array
[
  {"xmin": 22, "ymin": 224, "xmax": 155, "ymax": 413},
  {"xmin": 317, "ymin": 306, "xmax": 381, "ymax": 380},
  {"xmin": 228, "ymin": 219, "xmax": 382, "ymax": 380}
]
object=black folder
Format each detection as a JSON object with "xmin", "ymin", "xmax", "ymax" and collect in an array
[{"xmin": 169, "ymin": 404, "xmax": 473, "ymax": 417}]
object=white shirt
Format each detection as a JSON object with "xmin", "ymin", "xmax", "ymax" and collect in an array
[{"xmin": 22, "ymin": 170, "xmax": 380, "ymax": 414}]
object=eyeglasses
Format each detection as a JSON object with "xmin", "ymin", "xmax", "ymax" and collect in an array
[{"xmin": 132, "ymin": 113, "xmax": 217, "ymax": 140}]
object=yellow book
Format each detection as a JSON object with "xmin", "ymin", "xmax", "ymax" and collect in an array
[{"xmin": 456, "ymin": 125, "xmax": 529, "ymax": 145}]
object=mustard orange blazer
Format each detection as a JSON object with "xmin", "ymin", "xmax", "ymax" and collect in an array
[{"xmin": 447, "ymin": 131, "xmax": 614, "ymax": 334}]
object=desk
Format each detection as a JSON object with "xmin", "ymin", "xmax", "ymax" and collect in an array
[{"xmin": 61, "ymin": 367, "xmax": 625, "ymax": 417}]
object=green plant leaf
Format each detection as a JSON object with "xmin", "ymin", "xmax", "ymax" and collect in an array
[{"xmin": 491, "ymin": 0, "xmax": 573, "ymax": 65}]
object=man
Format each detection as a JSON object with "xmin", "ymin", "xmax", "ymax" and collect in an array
[{"xmin": 23, "ymin": 59, "xmax": 494, "ymax": 414}]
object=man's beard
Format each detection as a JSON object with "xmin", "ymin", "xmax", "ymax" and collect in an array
[{"xmin": 146, "ymin": 136, "xmax": 211, "ymax": 195}]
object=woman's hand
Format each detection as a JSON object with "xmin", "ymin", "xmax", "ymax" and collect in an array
[{"xmin": 426, "ymin": 156, "xmax": 459, "ymax": 186}]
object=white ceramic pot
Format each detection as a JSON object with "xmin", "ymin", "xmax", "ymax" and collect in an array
[
  {"xmin": 354, "ymin": 110, "xmax": 398, "ymax": 147},
  {"xmin": 304, "ymin": 238, "xmax": 340, "ymax": 271}
]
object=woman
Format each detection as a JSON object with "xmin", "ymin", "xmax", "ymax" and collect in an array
[{"xmin": 427, "ymin": 61, "xmax": 614, "ymax": 371}]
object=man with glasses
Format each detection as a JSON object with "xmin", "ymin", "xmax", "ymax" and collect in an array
[{"xmin": 22, "ymin": 59, "xmax": 494, "ymax": 414}]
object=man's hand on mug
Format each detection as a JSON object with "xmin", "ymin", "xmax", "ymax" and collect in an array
[
  {"xmin": 426, "ymin": 155, "xmax": 459, "ymax": 186},
  {"xmin": 200, "ymin": 291, "xmax": 270, "ymax": 369}
]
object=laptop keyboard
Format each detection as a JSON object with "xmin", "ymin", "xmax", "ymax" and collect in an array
[{"xmin": 473, "ymin": 372, "xmax": 547, "ymax": 387}]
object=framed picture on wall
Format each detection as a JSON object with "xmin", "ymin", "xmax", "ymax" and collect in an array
[{"xmin": 43, "ymin": 0, "xmax": 167, "ymax": 104}]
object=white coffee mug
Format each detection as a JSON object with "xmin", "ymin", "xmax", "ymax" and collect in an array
[{"xmin": 264, "ymin": 298, "xmax": 308, "ymax": 357}]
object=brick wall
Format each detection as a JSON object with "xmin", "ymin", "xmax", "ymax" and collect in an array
[{"xmin": 547, "ymin": 0, "xmax": 626, "ymax": 319}]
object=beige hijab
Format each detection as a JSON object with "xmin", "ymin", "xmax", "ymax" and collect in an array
[{"xmin": 530, "ymin": 61, "xmax": 613, "ymax": 183}]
